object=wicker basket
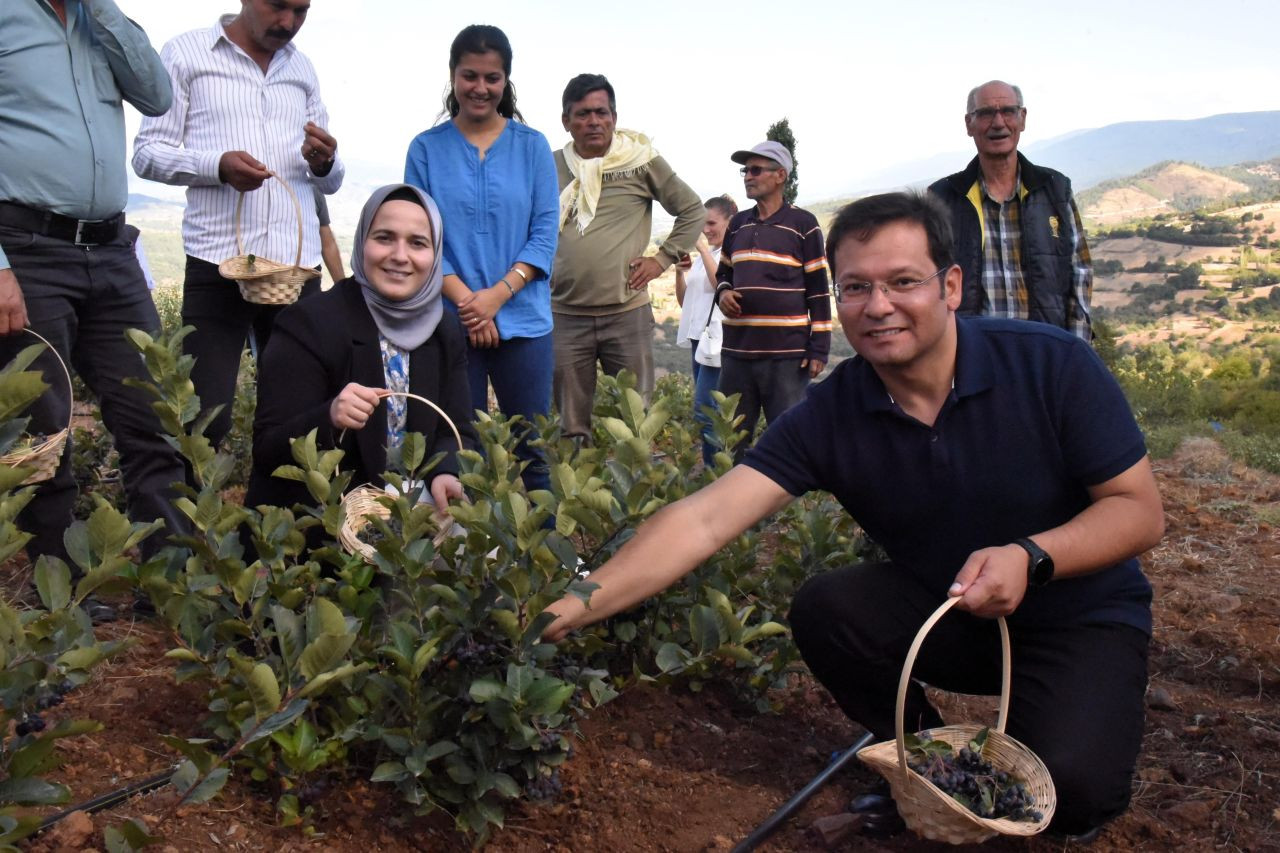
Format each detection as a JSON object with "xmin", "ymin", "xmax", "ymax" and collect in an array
[
  {"xmin": 337, "ymin": 391, "xmax": 465, "ymax": 563},
  {"xmin": 857, "ymin": 597, "xmax": 1057, "ymax": 844},
  {"xmin": 0, "ymin": 328, "xmax": 73, "ymax": 485},
  {"xmin": 217, "ymin": 171, "xmax": 312, "ymax": 305}
]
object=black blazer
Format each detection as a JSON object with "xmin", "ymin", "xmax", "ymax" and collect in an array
[{"xmin": 244, "ymin": 278, "xmax": 477, "ymax": 511}]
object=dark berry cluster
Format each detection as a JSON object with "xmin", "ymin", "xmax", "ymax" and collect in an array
[
  {"xmin": 356, "ymin": 516, "xmax": 405, "ymax": 548},
  {"xmin": 10, "ymin": 680, "xmax": 73, "ymax": 737},
  {"xmin": 452, "ymin": 638, "xmax": 500, "ymax": 666},
  {"xmin": 908, "ymin": 744, "xmax": 1043, "ymax": 822},
  {"xmin": 523, "ymin": 769, "xmax": 562, "ymax": 801}
]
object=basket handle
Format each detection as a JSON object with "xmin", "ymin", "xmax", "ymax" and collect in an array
[
  {"xmin": 21, "ymin": 327, "xmax": 74, "ymax": 434},
  {"xmin": 338, "ymin": 390, "xmax": 465, "ymax": 456},
  {"xmin": 232, "ymin": 170, "xmax": 305, "ymax": 270},
  {"xmin": 893, "ymin": 597, "xmax": 1011, "ymax": 777}
]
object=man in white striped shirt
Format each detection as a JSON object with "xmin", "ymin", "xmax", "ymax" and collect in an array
[{"xmin": 133, "ymin": 0, "xmax": 344, "ymax": 455}]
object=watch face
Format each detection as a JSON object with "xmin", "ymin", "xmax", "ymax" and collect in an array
[
  {"xmin": 1030, "ymin": 553, "xmax": 1054, "ymax": 586},
  {"xmin": 1018, "ymin": 538, "xmax": 1054, "ymax": 586}
]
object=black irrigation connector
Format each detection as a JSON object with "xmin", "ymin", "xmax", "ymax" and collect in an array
[{"xmin": 731, "ymin": 731, "xmax": 874, "ymax": 853}]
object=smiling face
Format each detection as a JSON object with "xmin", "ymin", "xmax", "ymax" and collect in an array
[
  {"xmin": 451, "ymin": 50, "xmax": 506, "ymax": 125},
  {"xmin": 703, "ymin": 207, "xmax": 729, "ymax": 248},
  {"xmin": 966, "ymin": 81, "xmax": 1026, "ymax": 159},
  {"xmin": 834, "ymin": 220, "xmax": 961, "ymax": 373},
  {"xmin": 562, "ymin": 89, "xmax": 616, "ymax": 159},
  {"xmin": 361, "ymin": 200, "xmax": 436, "ymax": 302}
]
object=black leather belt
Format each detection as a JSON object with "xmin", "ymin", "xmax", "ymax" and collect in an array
[{"xmin": 0, "ymin": 201, "xmax": 124, "ymax": 246}]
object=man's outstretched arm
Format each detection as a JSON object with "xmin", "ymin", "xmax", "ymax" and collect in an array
[{"xmin": 541, "ymin": 466, "xmax": 795, "ymax": 641}]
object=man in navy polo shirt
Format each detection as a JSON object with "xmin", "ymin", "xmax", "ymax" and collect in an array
[{"xmin": 541, "ymin": 191, "xmax": 1164, "ymax": 838}]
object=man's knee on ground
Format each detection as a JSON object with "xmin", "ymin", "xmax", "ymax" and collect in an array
[{"xmin": 1037, "ymin": 740, "xmax": 1135, "ymax": 834}]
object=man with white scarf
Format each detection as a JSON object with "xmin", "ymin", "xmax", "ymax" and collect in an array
[{"xmin": 551, "ymin": 74, "xmax": 704, "ymax": 442}]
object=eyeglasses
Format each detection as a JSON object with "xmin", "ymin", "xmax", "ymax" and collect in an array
[
  {"xmin": 967, "ymin": 105, "xmax": 1023, "ymax": 124},
  {"xmin": 740, "ymin": 165, "xmax": 781, "ymax": 177},
  {"xmin": 834, "ymin": 267, "xmax": 948, "ymax": 304}
]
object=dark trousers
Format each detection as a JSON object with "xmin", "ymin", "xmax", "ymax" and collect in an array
[
  {"xmin": 718, "ymin": 354, "xmax": 809, "ymax": 458},
  {"xmin": 789, "ymin": 563, "xmax": 1149, "ymax": 835},
  {"xmin": 466, "ymin": 332, "xmax": 553, "ymax": 494},
  {"xmin": 0, "ymin": 223, "xmax": 189, "ymax": 565},
  {"xmin": 182, "ymin": 257, "xmax": 320, "ymax": 449}
]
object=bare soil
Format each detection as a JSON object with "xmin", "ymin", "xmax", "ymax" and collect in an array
[{"xmin": 11, "ymin": 438, "xmax": 1280, "ymax": 852}]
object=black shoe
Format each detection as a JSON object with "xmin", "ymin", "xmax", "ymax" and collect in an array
[
  {"xmin": 848, "ymin": 786, "xmax": 906, "ymax": 838},
  {"xmin": 81, "ymin": 596, "xmax": 118, "ymax": 625},
  {"xmin": 1046, "ymin": 825, "xmax": 1102, "ymax": 846}
]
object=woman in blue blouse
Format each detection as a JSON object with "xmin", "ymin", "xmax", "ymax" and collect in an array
[{"xmin": 404, "ymin": 24, "xmax": 558, "ymax": 493}]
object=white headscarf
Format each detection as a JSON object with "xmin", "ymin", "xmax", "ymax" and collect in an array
[{"xmin": 350, "ymin": 184, "xmax": 445, "ymax": 350}]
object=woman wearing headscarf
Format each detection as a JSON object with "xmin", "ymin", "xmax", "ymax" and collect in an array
[
  {"xmin": 246, "ymin": 184, "xmax": 476, "ymax": 512},
  {"xmin": 403, "ymin": 24, "xmax": 557, "ymax": 494}
]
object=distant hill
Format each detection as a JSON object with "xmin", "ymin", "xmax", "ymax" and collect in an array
[
  {"xmin": 821, "ymin": 110, "xmax": 1280, "ymax": 200},
  {"xmin": 1079, "ymin": 159, "xmax": 1280, "ymax": 225},
  {"xmin": 1026, "ymin": 111, "xmax": 1280, "ymax": 189}
]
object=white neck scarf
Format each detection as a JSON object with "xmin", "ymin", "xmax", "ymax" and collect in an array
[{"xmin": 559, "ymin": 129, "xmax": 656, "ymax": 234}]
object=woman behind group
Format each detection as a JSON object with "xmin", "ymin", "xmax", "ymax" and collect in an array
[
  {"xmin": 404, "ymin": 24, "xmax": 558, "ymax": 494},
  {"xmin": 674, "ymin": 195, "xmax": 737, "ymax": 466},
  {"xmin": 246, "ymin": 184, "xmax": 476, "ymax": 513}
]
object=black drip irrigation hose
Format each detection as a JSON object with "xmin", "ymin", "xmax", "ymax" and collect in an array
[
  {"xmin": 35, "ymin": 765, "xmax": 177, "ymax": 835},
  {"xmin": 731, "ymin": 731, "xmax": 874, "ymax": 853}
]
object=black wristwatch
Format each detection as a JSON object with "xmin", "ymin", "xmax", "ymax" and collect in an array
[{"xmin": 1014, "ymin": 537, "xmax": 1055, "ymax": 587}]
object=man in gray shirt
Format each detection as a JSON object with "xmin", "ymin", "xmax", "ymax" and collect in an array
[{"xmin": 0, "ymin": 0, "xmax": 188, "ymax": 619}]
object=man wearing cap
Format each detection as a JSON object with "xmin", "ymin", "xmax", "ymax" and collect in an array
[
  {"xmin": 1, "ymin": 0, "xmax": 189, "ymax": 620},
  {"xmin": 552, "ymin": 73, "xmax": 704, "ymax": 441},
  {"xmin": 714, "ymin": 141, "xmax": 831, "ymax": 453},
  {"xmin": 133, "ymin": 0, "xmax": 344, "ymax": 454},
  {"xmin": 928, "ymin": 80, "xmax": 1093, "ymax": 340}
]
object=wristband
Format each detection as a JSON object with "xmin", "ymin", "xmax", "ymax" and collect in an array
[
  {"xmin": 500, "ymin": 278, "xmax": 516, "ymax": 297},
  {"xmin": 714, "ymin": 282, "xmax": 733, "ymax": 304},
  {"xmin": 510, "ymin": 267, "xmax": 529, "ymax": 283}
]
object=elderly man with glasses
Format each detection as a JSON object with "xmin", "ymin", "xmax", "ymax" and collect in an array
[
  {"xmin": 929, "ymin": 80, "xmax": 1094, "ymax": 340},
  {"xmin": 713, "ymin": 141, "xmax": 832, "ymax": 456},
  {"xmin": 542, "ymin": 191, "xmax": 1163, "ymax": 842}
]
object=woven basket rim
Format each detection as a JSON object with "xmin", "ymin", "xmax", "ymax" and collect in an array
[
  {"xmin": 856, "ymin": 597, "xmax": 1057, "ymax": 841},
  {"xmin": 0, "ymin": 328, "xmax": 74, "ymax": 484}
]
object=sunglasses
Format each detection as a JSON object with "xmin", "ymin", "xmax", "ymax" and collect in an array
[{"xmin": 740, "ymin": 165, "xmax": 781, "ymax": 177}]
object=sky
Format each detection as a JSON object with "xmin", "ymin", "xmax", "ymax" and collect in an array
[{"xmin": 121, "ymin": 0, "xmax": 1279, "ymax": 224}]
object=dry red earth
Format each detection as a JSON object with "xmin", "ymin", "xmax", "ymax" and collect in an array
[{"xmin": 11, "ymin": 438, "xmax": 1280, "ymax": 852}]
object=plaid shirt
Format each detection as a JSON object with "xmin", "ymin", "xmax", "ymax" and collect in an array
[{"xmin": 979, "ymin": 173, "xmax": 1093, "ymax": 340}]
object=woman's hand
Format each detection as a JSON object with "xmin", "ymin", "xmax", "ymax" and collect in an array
[
  {"xmin": 455, "ymin": 286, "xmax": 506, "ymax": 330},
  {"xmin": 329, "ymin": 382, "xmax": 382, "ymax": 430},
  {"xmin": 468, "ymin": 319, "xmax": 500, "ymax": 349},
  {"xmin": 429, "ymin": 473, "xmax": 465, "ymax": 515}
]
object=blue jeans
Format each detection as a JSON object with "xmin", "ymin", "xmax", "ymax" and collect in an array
[
  {"xmin": 690, "ymin": 344, "xmax": 721, "ymax": 467},
  {"xmin": 466, "ymin": 332, "xmax": 552, "ymax": 493}
]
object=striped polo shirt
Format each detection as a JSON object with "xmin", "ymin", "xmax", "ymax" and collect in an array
[{"xmin": 716, "ymin": 204, "xmax": 832, "ymax": 361}]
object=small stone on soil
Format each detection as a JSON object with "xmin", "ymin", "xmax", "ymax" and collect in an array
[
  {"xmin": 1165, "ymin": 799, "xmax": 1217, "ymax": 828},
  {"xmin": 1147, "ymin": 686, "xmax": 1178, "ymax": 711},
  {"xmin": 810, "ymin": 813, "xmax": 859, "ymax": 846},
  {"xmin": 45, "ymin": 810, "xmax": 94, "ymax": 849}
]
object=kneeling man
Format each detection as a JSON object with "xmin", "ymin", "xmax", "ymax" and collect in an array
[{"xmin": 542, "ymin": 192, "xmax": 1164, "ymax": 837}]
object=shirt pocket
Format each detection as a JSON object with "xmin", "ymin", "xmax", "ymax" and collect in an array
[{"xmin": 88, "ymin": 51, "xmax": 122, "ymax": 106}]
